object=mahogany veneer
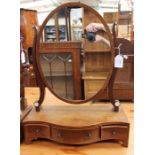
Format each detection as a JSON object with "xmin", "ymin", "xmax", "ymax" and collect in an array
[
  {"xmin": 21, "ymin": 2, "xmax": 130, "ymax": 147},
  {"xmin": 23, "ymin": 104, "xmax": 129, "ymax": 147}
]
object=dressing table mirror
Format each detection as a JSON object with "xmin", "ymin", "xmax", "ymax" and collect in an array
[{"xmin": 22, "ymin": 2, "xmax": 129, "ymax": 147}]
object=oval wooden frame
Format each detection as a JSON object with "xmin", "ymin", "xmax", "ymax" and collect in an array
[{"xmin": 35, "ymin": 2, "xmax": 115, "ymax": 104}]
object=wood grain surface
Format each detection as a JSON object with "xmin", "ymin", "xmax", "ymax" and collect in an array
[{"xmin": 21, "ymin": 87, "xmax": 134, "ymax": 155}]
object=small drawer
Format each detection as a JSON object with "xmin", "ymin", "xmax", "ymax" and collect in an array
[
  {"xmin": 51, "ymin": 126, "xmax": 100, "ymax": 145},
  {"xmin": 101, "ymin": 125, "xmax": 129, "ymax": 140},
  {"xmin": 24, "ymin": 123, "xmax": 50, "ymax": 142},
  {"xmin": 84, "ymin": 80, "xmax": 106, "ymax": 98},
  {"xmin": 86, "ymin": 80, "xmax": 105, "ymax": 92}
]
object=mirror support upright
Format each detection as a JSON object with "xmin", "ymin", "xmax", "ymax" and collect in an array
[{"xmin": 32, "ymin": 25, "xmax": 45, "ymax": 111}]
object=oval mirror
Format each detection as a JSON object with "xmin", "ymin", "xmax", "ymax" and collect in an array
[{"xmin": 36, "ymin": 2, "xmax": 114, "ymax": 103}]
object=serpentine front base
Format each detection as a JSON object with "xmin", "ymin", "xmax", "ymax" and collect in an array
[{"xmin": 22, "ymin": 104, "xmax": 129, "ymax": 147}]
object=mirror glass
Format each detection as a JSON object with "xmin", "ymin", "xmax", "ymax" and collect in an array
[{"xmin": 38, "ymin": 4, "xmax": 112, "ymax": 101}]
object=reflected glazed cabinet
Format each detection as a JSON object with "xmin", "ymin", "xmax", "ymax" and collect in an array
[{"xmin": 39, "ymin": 42, "xmax": 82, "ymax": 100}]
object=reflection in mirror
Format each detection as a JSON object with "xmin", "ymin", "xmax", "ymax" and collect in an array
[
  {"xmin": 43, "ymin": 16, "xmax": 56, "ymax": 42},
  {"xmin": 40, "ymin": 53, "xmax": 74, "ymax": 99},
  {"xmin": 70, "ymin": 8, "xmax": 83, "ymax": 41},
  {"xmin": 39, "ymin": 6, "xmax": 112, "ymax": 101}
]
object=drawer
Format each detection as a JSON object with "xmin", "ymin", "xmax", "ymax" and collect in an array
[
  {"xmin": 101, "ymin": 125, "xmax": 129, "ymax": 140},
  {"xmin": 51, "ymin": 126, "xmax": 100, "ymax": 145},
  {"xmin": 85, "ymin": 80, "xmax": 106, "ymax": 92},
  {"xmin": 24, "ymin": 123, "xmax": 51, "ymax": 141},
  {"xmin": 84, "ymin": 80, "xmax": 106, "ymax": 97},
  {"xmin": 84, "ymin": 80, "xmax": 106, "ymax": 98}
]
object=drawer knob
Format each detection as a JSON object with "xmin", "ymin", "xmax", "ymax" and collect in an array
[
  {"xmin": 58, "ymin": 132, "xmax": 63, "ymax": 137},
  {"xmin": 112, "ymin": 131, "xmax": 116, "ymax": 135},
  {"xmin": 36, "ymin": 129, "xmax": 40, "ymax": 133},
  {"xmin": 86, "ymin": 133, "xmax": 92, "ymax": 138}
]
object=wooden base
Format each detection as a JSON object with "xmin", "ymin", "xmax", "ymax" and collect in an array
[
  {"xmin": 20, "ymin": 106, "xmax": 33, "ymax": 142},
  {"xmin": 22, "ymin": 104, "xmax": 129, "ymax": 147},
  {"xmin": 20, "ymin": 106, "xmax": 32, "ymax": 121}
]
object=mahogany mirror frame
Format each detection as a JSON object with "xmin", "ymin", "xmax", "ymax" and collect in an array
[{"xmin": 33, "ymin": 2, "xmax": 115, "ymax": 106}]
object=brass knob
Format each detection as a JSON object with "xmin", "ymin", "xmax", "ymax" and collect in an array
[
  {"xmin": 112, "ymin": 130, "xmax": 116, "ymax": 135},
  {"xmin": 86, "ymin": 133, "xmax": 92, "ymax": 138},
  {"xmin": 58, "ymin": 132, "xmax": 63, "ymax": 137},
  {"xmin": 36, "ymin": 129, "xmax": 40, "ymax": 133}
]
